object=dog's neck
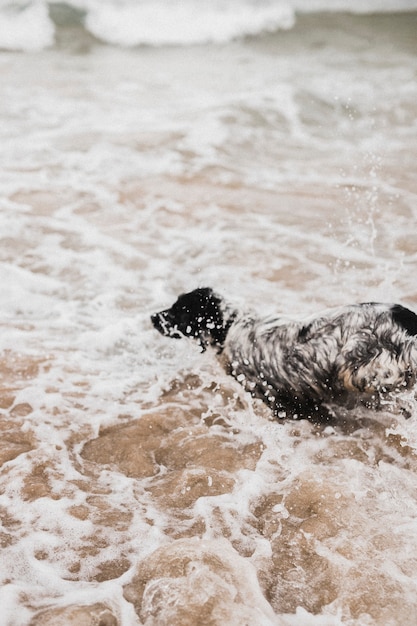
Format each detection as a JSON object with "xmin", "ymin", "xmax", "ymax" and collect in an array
[
  {"xmin": 202, "ymin": 296, "xmax": 238, "ymax": 350},
  {"xmin": 215, "ymin": 311, "xmax": 238, "ymax": 347}
]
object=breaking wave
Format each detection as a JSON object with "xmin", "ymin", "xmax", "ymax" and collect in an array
[{"xmin": 1, "ymin": 0, "xmax": 417, "ymax": 51}]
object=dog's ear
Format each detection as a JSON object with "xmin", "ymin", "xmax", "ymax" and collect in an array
[
  {"xmin": 192, "ymin": 287, "xmax": 237, "ymax": 348},
  {"xmin": 174, "ymin": 288, "xmax": 227, "ymax": 345}
]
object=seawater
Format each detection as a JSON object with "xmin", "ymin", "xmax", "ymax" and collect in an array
[{"xmin": 0, "ymin": 5, "xmax": 417, "ymax": 625}]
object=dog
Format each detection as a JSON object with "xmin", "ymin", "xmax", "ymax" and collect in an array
[{"xmin": 151, "ymin": 288, "xmax": 417, "ymax": 420}]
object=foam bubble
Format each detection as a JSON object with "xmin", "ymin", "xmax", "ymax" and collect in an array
[{"xmin": 0, "ymin": 2, "xmax": 54, "ymax": 52}]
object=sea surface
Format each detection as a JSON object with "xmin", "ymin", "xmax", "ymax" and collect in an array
[{"xmin": 1, "ymin": 1, "xmax": 417, "ymax": 624}]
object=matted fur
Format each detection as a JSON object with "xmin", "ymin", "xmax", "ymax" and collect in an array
[{"xmin": 151, "ymin": 288, "xmax": 417, "ymax": 419}]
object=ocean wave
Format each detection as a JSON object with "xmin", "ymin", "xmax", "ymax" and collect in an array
[{"xmin": 0, "ymin": 0, "xmax": 417, "ymax": 51}]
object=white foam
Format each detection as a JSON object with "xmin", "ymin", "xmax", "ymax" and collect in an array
[
  {"xmin": 1, "ymin": 0, "xmax": 417, "ymax": 51},
  {"xmin": 85, "ymin": 0, "xmax": 295, "ymax": 47},
  {"xmin": 0, "ymin": 2, "xmax": 54, "ymax": 52}
]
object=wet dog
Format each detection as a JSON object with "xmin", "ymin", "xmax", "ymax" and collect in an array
[{"xmin": 151, "ymin": 288, "xmax": 417, "ymax": 420}]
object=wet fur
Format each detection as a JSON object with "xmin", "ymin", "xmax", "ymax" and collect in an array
[{"xmin": 151, "ymin": 288, "xmax": 417, "ymax": 420}]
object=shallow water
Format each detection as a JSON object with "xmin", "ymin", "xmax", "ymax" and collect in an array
[{"xmin": 1, "ymin": 7, "xmax": 417, "ymax": 625}]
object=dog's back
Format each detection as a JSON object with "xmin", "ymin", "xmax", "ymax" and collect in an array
[{"xmin": 223, "ymin": 302, "xmax": 417, "ymax": 410}]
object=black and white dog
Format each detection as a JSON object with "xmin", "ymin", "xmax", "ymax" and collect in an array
[{"xmin": 151, "ymin": 288, "xmax": 417, "ymax": 419}]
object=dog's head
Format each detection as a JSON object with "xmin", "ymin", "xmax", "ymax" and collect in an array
[{"xmin": 151, "ymin": 287, "xmax": 229, "ymax": 349}]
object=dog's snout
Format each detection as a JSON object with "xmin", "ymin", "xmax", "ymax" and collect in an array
[
  {"xmin": 151, "ymin": 312, "xmax": 161, "ymax": 327},
  {"xmin": 151, "ymin": 309, "xmax": 178, "ymax": 337},
  {"xmin": 151, "ymin": 311, "xmax": 166, "ymax": 332}
]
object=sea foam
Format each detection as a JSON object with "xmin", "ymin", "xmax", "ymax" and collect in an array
[
  {"xmin": 1, "ymin": 0, "xmax": 417, "ymax": 51},
  {"xmin": 0, "ymin": 2, "xmax": 54, "ymax": 51}
]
